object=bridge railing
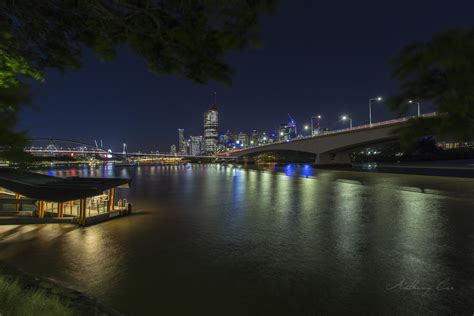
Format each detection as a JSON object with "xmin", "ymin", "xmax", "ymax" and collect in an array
[{"xmin": 317, "ymin": 112, "xmax": 437, "ymax": 137}]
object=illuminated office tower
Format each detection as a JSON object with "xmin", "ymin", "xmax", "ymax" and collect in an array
[
  {"xmin": 250, "ymin": 130, "xmax": 258, "ymax": 146},
  {"xmin": 178, "ymin": 129, "xmax": 186, "ymax": 154},
  {"xmin": 279, "ymin": 123, "xmax": 289, "ymax": 141},
  {"xmin": 203, "ymin": 104, "xmax": 219, "ymax": 154},
  {"xmin": 190, "ymin": 136, "xmax": 203, "ymax": 156},
  {"xmin": 237, "ymin": 132, "xmax": 248, "ymax": 148}
]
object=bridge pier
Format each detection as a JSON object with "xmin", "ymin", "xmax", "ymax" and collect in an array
[{"xmin": 315, "ymin": 151, "xmax": 352, "ymax": 166}]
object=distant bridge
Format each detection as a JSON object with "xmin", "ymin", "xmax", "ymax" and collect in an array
[
  {"xmin": 221, "ymin": 113, "xmax": 437, "ymax": 165},
  {"xmin": 25, "ymin": 138, "xmax": 216, "ymax": 160}
]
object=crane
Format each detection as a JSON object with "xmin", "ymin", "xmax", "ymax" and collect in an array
[{"xmin": 287, "ymin": 113, "xmax": 295, "ymax": 123}]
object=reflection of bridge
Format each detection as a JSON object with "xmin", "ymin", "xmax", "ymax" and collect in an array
[{"xmin": 221, "ymin": 113, "xmax": 437, "ymax": 165}]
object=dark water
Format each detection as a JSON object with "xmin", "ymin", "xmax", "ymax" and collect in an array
[{"xmin": 0, "ymin": 164, "xmax": 473, "ymax": 315}]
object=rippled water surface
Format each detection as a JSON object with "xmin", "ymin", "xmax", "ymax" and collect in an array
[{"xmin": 0, "ymin": 164, "xmax": 473, "ymax": 315}]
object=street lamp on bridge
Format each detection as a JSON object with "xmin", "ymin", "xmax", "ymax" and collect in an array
[
  {"xmin": 311, "ymin": 115, "xmax": 322, "ymax": 136},
  {"xmin": 408, "ymin": 100, "xmax": 421, "ymax": 117},
  {"xmin": 341, "ymin": 115, "xmax": 353, "ymax": 129},
  {"xmin": 303, "ymin": 124, "xmax": 310, "ymax": 136},
  {"xmin": 369, "ymin": 96, "xmax": 383, "ymax": 127}
]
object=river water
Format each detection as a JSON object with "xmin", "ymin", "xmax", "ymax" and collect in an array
[{"xmin": 0, "ymin": 164, "xmax": 473, "ymax": 315}]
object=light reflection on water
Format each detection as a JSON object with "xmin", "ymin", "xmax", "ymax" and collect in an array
[{"xmin": 0, "ymin": 164, "xmax": 473, "ymax": 315}]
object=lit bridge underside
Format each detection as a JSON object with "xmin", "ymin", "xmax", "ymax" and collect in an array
[{"xmin": 221, "ymin": 113, "xmax": 437, "ymax": 165}]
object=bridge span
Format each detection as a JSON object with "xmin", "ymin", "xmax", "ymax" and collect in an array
[
  {"xmin": 24, "ymin": 138, "xmax": 215, "ymax": 160},
  {"xmin": 221, "ymin": 113, "xmax": 436, "ymax": 165}
]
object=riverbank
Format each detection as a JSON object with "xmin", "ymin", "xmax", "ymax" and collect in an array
[
  {"xmin": 350, "ymin": 160, "xmax": 474, "ymax": 178},
  {"xmin": 0, "ymin": 261, "xmax": 121, "ymax": 315}
]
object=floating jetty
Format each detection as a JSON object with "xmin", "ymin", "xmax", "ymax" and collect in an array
[{"xmin": 0, "ymin": 168, "xmax": 132, "ymax": 226}]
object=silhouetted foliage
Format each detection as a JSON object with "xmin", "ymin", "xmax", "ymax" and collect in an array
[
  {"xmin": 0, "ymin": 84, "xmax": 33, "ymax": 161},
  {"xmin": 351, "ymin": 139, "xmax": 474, "ymax": 163},
  {"xmin": 0, "ymin": 0, "xmax": 277, "ymax": 160},
  {"xmin": 386, "ymin": 28, "xmax": 474, "ymax": 146}
]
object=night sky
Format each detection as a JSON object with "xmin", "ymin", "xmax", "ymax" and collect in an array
[{"xmin": 20, "ymin": 0, "xmax": 474, "ymax": 152}]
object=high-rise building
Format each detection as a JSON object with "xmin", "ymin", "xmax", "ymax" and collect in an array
[
  {"xmin": 259, "ymin": 132, "xmax": 269, "ymax": 145},
  {"xmin": 219, "ymin": 134, "xmax": 226, "ymax": 144},
  {"xmin": 269, "ymin": 131, "xmax": 277, "ymax": 143},
  {"xmin": 178, "ymin": 129, "xmax": 185, "ymax": 154},
  {"xmin": 237, "ymin": 132, "xmax": 248, "ymax": 148},
  {"xmin": 170, "ymin": 144, "xmax": 177, "ymax": 155},
  {"xmin": 279, "ymin": 118, "xmax": 297, "ymax": 142},
  {"xmin": 279, "ymin": 123, "xmax": 289, "ymax": 141},
  {"xmin": 203, "ymin": 104, "xmax": 219, "ymax": 154},
  {"xmin": 288, "ymin": 119, "xmax": 297, "ymax": 140},
  {"xmin": 190, "ymin": 136, "xmax": 203, "ymax": 156},
  {"xmin": 187, "ymin": 140, "xmax": 192, "ymax": 155},
  {"xmin": 221, "ymin": 129, "xmax": 235, "ymax": 149},
  {"xmin": 250, "ymin": 130, "xmax": 258, "ymax": 146}
]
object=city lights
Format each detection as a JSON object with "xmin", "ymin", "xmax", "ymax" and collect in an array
[{"xmin": 170, "ymin": 94, "xmax": 422, "ymax": 154}]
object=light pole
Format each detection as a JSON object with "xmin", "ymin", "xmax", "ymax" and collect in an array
[
  {"xmin": 303, "ymin": 124, "xmax": 310, "ymax": 137},
  {"xmin": 311, "ymin": 115, "xmax": 322, "ymax": 136},
  {"xmin": 341, "ymin": 115, "xmax": 352, "ymax": 128},
  {"xmin": 369, "ymin": 96, "xmax": 383, "ymax": 127},
  {"xmin": 408, "ymin": 100, "xmax": 421, "ymax": 117}
]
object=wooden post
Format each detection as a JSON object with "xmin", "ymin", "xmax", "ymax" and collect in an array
[
  {"xmin": 38, "ymin": 201, "xmax": 45, "ymax": 218},
  {"xmin": 106, "ymin": 190, "xmax": 112, "ymax": 212},
  {"xmin": 79, "ymin": 199, "xmax": 86, "ymax": 225},
  {"xmin": 58, "ymin": 203, "xmax": 64, "ymax": 218},
  {"xmin": 110, "ymin": 188, "xmax": 116, "ymax": 211},
  {"xmin": 15, "ymin": 194, "xmax": 21, "ymax": 212}
]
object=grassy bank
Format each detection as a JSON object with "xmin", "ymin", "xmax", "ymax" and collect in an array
[
  {"xmin": 0, "ymin": 262, "xmax": 121, "ymax": 315},
  {"xmin": 0, "ymin": 275, "xmax": 74, "ymax": 315}
]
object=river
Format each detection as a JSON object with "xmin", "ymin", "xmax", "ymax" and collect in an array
[{"xmin": 0, "ymin": 164, "xmax": 473, "ymax": 315}]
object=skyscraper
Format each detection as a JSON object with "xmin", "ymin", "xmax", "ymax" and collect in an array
[
  {"xmin": 288, "ymin": 119, "xmax": 297, "ymax": 140},
  {"xmin": 203, "ymin": 104, "xmax": 218, "ymax": 154},
  {"xmin": 190, "ymin": 136, "xmax": 203, "ymax": 156},
  {"xmin": 250, "ymin": 130, "xmax": 258, "ymax": 146},
  {"xmin": 279, "ymin": 123, "xmax": 289, "ymax": 141},
  {"xmin": 178, "ymin": 129, "xmax": 185, "ymax": 154},
  {"xmin": 237, "ymin": 132, "xmax": 248, "ymax": 148}
]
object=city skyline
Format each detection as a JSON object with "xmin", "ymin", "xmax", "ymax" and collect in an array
[{"xmin": 18, "ymin": 0, "xmax": 474, "ymax": 152}]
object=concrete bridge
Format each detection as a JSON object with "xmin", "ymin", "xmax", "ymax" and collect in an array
[{"xmin": 221, "ymin": 113, "xmax": 436, "ymax": 165}]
